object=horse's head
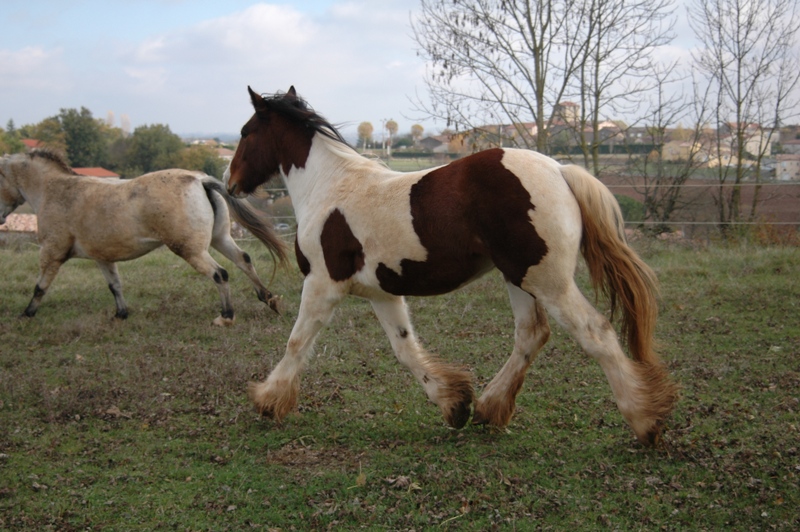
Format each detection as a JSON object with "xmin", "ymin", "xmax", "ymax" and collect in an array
[
  {"xmin": 226, "ymin": 86, "xmax": 348, "ymax": 197},
  {"xmin": 225, "ymin": 86, "xmax": 307, "ymax": 197},
  {"xmin": 0, "ymin": 156, "xmax": 26, "ymax": 224}
]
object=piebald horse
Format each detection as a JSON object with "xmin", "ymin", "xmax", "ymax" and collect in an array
[
  {"xmin": 225, "ymin": 86, "xmax": 678, "ymax": 445},
  {"xmin": 0, "ymin": 149, "xmax": 288, "ymax": 324}
]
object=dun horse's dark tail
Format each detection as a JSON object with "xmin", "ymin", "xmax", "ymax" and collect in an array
[{"xmin": 202, "ymin": 179, "xmax": 289, "ymax": 267}]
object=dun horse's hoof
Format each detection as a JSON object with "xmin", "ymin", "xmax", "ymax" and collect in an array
[
  {"xmin": 267, "ymin": 295, "xmax": 282, "ymax": 315},
  {"xmin": 212, "ymin": 316, "xmax": 236, "ymax": 327}
]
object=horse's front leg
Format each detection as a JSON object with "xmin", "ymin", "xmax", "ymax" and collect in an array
[
  {"xmin": 473, "ymin": 283, "xmax": 551, "ymax": 427},
  {"xmin": 370, "ymin": 296, "xmax": 474, "ymax": 429},
  {"xmin": 249, "ymin": 275, "xmax": 343, "ymax": 422},
  {"xmin": 22, "ymin": 246, "xmax": 67, "ymax": 318},
  {"xmin": 95, "ymin": 261, "xmax": 129, "ymax": 319}
]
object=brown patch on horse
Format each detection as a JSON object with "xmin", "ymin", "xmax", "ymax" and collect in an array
[
  {"xmin": 320, "ymin": 209, "xmax": 365, "ymax": 282},
  {"xmin": 294, "ymin": 235, "xmax": 311, "ymax": 276},
  {"xmin": 376, "ymin": 149, "xmax": 548, "ymax": 295}
]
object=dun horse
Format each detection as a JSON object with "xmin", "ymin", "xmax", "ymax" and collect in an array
[
  {"xmin": 0, "ymin": 149, "xmax": 288, "ymax": 325},
  {"xmin": 225, "ymin": 86, "xmax": 678, "ymax": 445}
]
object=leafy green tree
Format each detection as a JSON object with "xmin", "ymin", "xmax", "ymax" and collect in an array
[
  {"xmin": 125, "ymin": 124, "xmax": 184, "ymax": 174},
  {"xmin": 24, "ymin": 118, "xmax": 68, "ymax": 154},
  {"xmin": 0, "ymin": 123, "xmax": 25, "ymax": 154},
  {"xmin": 58, "ymin": 107, "xmax": 106, "ymax": 167},
  {"xmin": 102, "ymin": 124, "xmax": 131, "ymax": 174},
  {"xmin": 174, "ymin": 145, "xmax": 227, "ymax": 178}
]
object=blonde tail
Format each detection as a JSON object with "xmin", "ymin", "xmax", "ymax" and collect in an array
[{"xmin": 561, "ymin": 164, "xmax": 678, "ymax": 438}]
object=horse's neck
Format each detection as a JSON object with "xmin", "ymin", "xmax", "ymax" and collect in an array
[
  {"xmin": 12, "ymin": 162, "xmax": 52, "ymax": 213},
  {"xmin": 284, "ymin": 135, "xmax": 383, "ymax": 222}
]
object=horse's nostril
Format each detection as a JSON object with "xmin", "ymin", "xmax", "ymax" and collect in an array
[{"xmin": 228, "ymin": 183, "xmax": 238, "ymax": 196}]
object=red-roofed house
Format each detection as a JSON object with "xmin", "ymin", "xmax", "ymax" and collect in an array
[
  {"xmin": 73, "ymin": 167, "xmax": 120, "ymax": 178},
  {"xmin": 216, "ymin": 147, "xmax": 235, "ymax": 161},
  {"xmin": 21, "ymin": 139, "xmax": 43, "ymax": 150}
]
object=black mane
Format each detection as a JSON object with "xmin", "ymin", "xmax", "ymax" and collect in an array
[
  {"xmin": 263, "ymin": 91, "xmax": 351, "ymax": 147},
  {"xmin": 29, "ymin": 148, "xmax": 77, "ymax": 175}
]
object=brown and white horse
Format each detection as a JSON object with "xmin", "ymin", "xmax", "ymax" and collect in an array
[
  {"xmin": 225, "ymin": 86, "xmax": 678, "ymax": 445},
  {"xmin": 0, "ymin": 149, "xmax": 288, "ymax": 324}
]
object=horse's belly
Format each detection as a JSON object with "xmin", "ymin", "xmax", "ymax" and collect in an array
[
  {"xmin": 73, "ymin": 238, "xmax": 162, "ymax": 262},
  {"xmin": 374, "ymin": 253, "xmax": 494, "ymax": 296}
]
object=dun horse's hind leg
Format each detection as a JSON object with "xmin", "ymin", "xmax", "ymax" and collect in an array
[
  {"xmin": 22, "ymin": 248, "xmax": 67, "ymax": 317},
  {"xmin": 95, "ymin": 260, "xmax": 129, "ymax": 319},
  {"xmin": 473, "ymin": 283, "xmax": 551, "ymax": 427},
  {"xmin": 210, "ymin": 232, "xmax": 279, "ymax": 313},
  {"xmin": 370, "ymin": 296, "xmax": 474, "ymax": 429},
  {"xmin": 249, "ymin": 274, "xmax": 343, "ymax": 421},
  {"xmin": 538, "ymin": 281, "xmax": 663, "ymax": 444},
  {"xmin": 179, "ymin": 249, "xmax": 236, "ymax": 326}
]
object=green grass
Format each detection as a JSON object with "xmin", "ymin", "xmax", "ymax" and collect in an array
[{"xmin": 1, "ymin": 239, "xmax": 798, "ymax": 530}]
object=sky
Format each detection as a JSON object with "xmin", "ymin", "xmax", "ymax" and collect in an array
[
  {"xmin": 0, "ymin": 0, "xmax": 434, "ymax": 141},
  {"xmin": 0, "ymin": 1, "xmax": 713, "ymax": 143}
]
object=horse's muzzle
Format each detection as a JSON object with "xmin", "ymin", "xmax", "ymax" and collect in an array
[{"xmin": 227, "ymin": 182, "xmax": 246, "ymax": 198}]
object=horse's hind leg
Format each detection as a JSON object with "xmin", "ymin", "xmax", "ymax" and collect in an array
[
  {"xmin": 370, "ymin": 296, "xmax": 474, "ymax": 429},
  {"xmin": 95, "ymin": 261, "xmax": 129, "ymax": 319},
  {"xmin": 179, "ymin": 249, "xmax": 236, "ymax": 326},
  {"xmin": 473, "ymin": 283, "xmax": 551, "ymax": 427},
  {"xmin": 249, "ymin": 274, "xmax": 343, "ymax": 421},
  {"xmin": 538, "ymin": 281, "xmax": 663, "ymax": 444},
  {"xmin": 210, "ymin": 232, "xmax": 278, "ymax": 313}
]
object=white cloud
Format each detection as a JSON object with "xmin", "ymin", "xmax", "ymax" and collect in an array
[
  {"xmin": 0, "ymin": 1, "xmax": 439, "ymax": 137},
  {"xmin": 113, "ymin": 2, "xmax": 430, "ymax": 135},
  {"xmin": 0, "ymin": 46, "xmax": 68, "ymax": 90},
  {"xmin": 123, "ymin": 66, "xmax": 168, "ymax": 93}
]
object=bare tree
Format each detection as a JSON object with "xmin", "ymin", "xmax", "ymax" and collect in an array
[
  {"xmin": 626, "ymin": 62, "xmax": 709, "ymax": 228},
  {"xmin": 569, "ymin": 0, "xmax": 676, "ymax": 174},
  {"xmin": 689, "ymin": 0, "xmax": 800, "ymax": 227},
  {"xmin": 412, "ymin": 0, "xmax": 676, "ymax": 165},
  {"xmin": 411, "ymin": 124, "xmax": 424, "ymax": 146},
  {"xmin": 412, "ymin": 0, "xmax": 585, "ymax": 153},
  {"xmin": 385, "ymin": 119, "xmax": 398, "ymax": 156}
]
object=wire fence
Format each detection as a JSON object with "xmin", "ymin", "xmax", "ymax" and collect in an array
[{"xmin": 255, "ymin": 181, "xmax": 800, "ymax": 231}]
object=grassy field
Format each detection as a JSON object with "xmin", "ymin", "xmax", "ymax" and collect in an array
[{"xmin": 0, "ymin": 235, "xmax": 798, "ymax": 530}]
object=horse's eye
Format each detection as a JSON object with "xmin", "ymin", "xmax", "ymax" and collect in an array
[{"xmin": 240, "ymin": 127, "xmax": 248, "ymax": 139}]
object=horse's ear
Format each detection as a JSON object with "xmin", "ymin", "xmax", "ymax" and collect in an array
[
  {"xmin": 248, "ymin": 86, "xmax": 268, "ymax": 114},
  {"xmin": 287, "ymin": 86, "xmax": 297, "ymax": 97}
]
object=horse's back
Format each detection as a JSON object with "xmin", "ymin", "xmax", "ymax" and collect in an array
[{"xmin": 305, "ymin": 147, "xmax": 583, "ymax": 296}]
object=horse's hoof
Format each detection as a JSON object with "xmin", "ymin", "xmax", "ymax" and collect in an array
[
  {"xmin": 114, "ymin": 310, "xmax": 129, "ymax": 320},
  {"xmin": 267, "ymin": 296, "xmax": 283, "ymax": 315},
  {"xmin": 471, "ymin": 410, "xmax": 489, "ymax": 426},
  {"xmin": 637, "ymin": 420, "xmax": 664, "ymax": 447},
  {"xmin": 212, "ymin": 316, "xmax": 236, "ymax": 327},
  {"xmin": 447, "ymin": 400, "xmax": 472, "ymax": 429}
]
